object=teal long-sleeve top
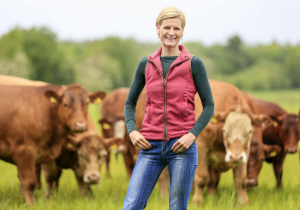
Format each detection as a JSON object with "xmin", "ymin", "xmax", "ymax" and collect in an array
[{"xmin": 124, "ymin": 56, "xmax": 215, "ymax": 138}]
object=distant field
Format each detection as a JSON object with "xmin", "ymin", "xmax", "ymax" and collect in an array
[{"xmin": 0, "ymin": 90, "xmax": 299, "ymax": 210}]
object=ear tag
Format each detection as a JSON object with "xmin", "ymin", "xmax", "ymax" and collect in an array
[
  {"xmin": 103, "ymin": 123, "xmax": 111, "ymax": 129},
  {"xmin": 273, "ymin": 121, "xmax": 278, "ymax": 127},
  {"xmin": 94, "ymin": 97, "xmax": 102, "ymax": 104},
  {"xmin": 109, "ymin": 144, "xmax": 117, "ymax": 151},
  {"xmin": 269, "ymin": 151, "xmax": 276, "ymax": 157},
  {"xmin": 50, "ymin": 97, "xmax": 57, "ymax": 103},
  {"xmin": 211, "ymin": 117, "xmax": 218, "ymax": 123},
  {"xmin": 67, "ymin": 143, "xmax": 75, "ymax": 149}
]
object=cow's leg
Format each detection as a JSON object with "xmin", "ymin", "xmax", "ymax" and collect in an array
[
  {"xmin": 42, "ymin": 160, "xmax": 58, "ymax": 199},
  {"xmin": 207, "ymin": 166, "xmax": 220, "ymax": 195},
  {"xmin": 73, "ymin": 168, "xmax": 92, "ymax": 195},
  {"xmin": 35, "ymin": 164, "xmax": 42, "ymax": 190},
  {"xmin": 233, "ymin": 163, "xmax": 249, "ymax": 204},
  {"xmin": 123, "ymin": 153, "xmax": 136, "ymax": 177},
  {"xmin": 105, "ymin": 151, "xmax": 111, "ymax": 178},
  {"xmin": 158, "ymin": 167, "xmax": 169, "ymax": 198},
  {"xmin": 192, "ymin": 139, "xmax": 209, "ymax": 204},
  {"xmin": 14, "ymin": 147, "xmax": 37, "ymax": 205},
  {"xmin": 272, "ymin": 152, "xmax": 286, "ymax": 189},
  {"xmin": 53, "ymin": 167, "xmax": 63, "ymax": 190}
]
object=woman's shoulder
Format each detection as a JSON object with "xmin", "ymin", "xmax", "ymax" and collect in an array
[
  {"xmin": 191, "ymin": 56, "xmax": 204, "ymax": 65},
  {"xmin": 190, "ymin": 56, "xmax": 207, "ymax": 75},
  {"xmin": 138, "ymin": 57, "xmax": 148, "ymax": 66}
]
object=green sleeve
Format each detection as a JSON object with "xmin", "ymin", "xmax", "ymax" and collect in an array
[
  {"xmin": 124, "ymin": 57, "xmax": 147, "ymax": 134},
  {"xmin": 189, "ymin": 56, "xmax": 215, "ymax": 137}
]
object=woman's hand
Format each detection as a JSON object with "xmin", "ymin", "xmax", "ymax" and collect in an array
[
  {"xmin": 171, "ymin": 132, "xmax": 196, "ymax": 153},
  {"xmin": 129, "ymin": 130, "xmax": 151, "ymax": 150}
]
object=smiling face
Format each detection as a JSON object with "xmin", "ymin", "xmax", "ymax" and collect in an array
[{"xmin": 156, "ymin": 18, "xmax": 184, "ymax": 49}]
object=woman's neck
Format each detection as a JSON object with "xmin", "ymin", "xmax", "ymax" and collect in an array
[{"xmin": 160, "ymin": 45, "xmax": 181, "ymax": 57}]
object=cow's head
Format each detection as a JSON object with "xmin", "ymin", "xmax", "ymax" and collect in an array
[
  {"xmin": 275, "ymin": 114, "xmax": 299, "ymax": 153},
  {"xmin": 246, "ymin": 141, "xmax": 282, "ymax": 186},
  {"xmin": 45, "ymin": 84, "xmax": 106, "ymax": 133},
  {"xmin": 212, "ymin": 107, "xmax": 272, "ymax": 165},
  {"xmin": 66, "ymin": 132, "xmax": 122, "ymax": 184},
  {"xmin": 99, "ymin": 118, "xmax": 126, "ymax": 138}
]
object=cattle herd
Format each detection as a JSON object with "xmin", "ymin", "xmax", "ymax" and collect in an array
[{"xmin": 0, "ymin": 75, "xmax": 299, "ymax": 206}]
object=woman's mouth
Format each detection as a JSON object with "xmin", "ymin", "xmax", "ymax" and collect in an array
[{"xmin": 166, "ymin": 37, "xmax": 176, "ymax": 41}]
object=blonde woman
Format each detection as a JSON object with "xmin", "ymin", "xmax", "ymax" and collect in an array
[{"xmin": 123, "ymin": 6, "xmax": 214, "ymax": 210}]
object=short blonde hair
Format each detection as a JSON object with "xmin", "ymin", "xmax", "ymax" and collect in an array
[{"xmin": 156, "ymin": 6, "xmax": 186, "ymax": 27}]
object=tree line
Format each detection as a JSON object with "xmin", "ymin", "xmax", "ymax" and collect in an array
[{"xmin": 0, "ymin": 26, "xmax": 299, "ymax": 91}]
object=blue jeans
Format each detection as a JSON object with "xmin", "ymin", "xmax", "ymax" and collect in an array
[{"xmin": 122, "ymin": 137, "xmax": 198, "ymax": 210}]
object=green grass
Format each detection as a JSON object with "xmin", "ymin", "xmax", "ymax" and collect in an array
[{"xmin": 0, "ymin": 90, "xmax": 299, "ymax": 209}]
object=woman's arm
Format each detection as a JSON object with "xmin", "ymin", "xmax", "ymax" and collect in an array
[
  {"xmin": 124, "ymin": 57, "xmax": 147, "ymax": 134},
  {"xmin": 172, "ymin": 56, "xmax": 215, "ymax": 153},
  {"xmin": 189, "ymin": 56, "xmax": 215, "ymax": 137}
]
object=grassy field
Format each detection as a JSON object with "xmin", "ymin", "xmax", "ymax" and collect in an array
[{"xmin": 0, "ymin": 90, "xmax": 299, "ymax": 210}]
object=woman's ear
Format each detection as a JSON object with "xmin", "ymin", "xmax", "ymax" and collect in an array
[{"xmin": 156, "ymin": 24, "xmax": 160, "ymax": 35}]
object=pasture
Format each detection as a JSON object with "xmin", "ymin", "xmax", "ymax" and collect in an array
[{"xmin": 0, "ymin": 89, "xmax": 299, "ymax": 210}]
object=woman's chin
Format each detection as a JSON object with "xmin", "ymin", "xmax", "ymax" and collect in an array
[{"xmin": 162, "ymin": 42, "xmax": 179, "ymax": 48}]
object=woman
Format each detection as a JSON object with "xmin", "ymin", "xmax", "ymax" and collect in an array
[{"xmin": 122, "ymin": 6, "xmax": 214, "ymax": 210}]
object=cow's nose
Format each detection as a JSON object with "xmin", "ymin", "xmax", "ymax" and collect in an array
[
  {"xmin": 246, "ymin": 179, "xmax": 258, "ymax": 186},
  {"xmin": 87, "ymin": 173, "xmax": 100, "ymax": 183},
  {"xmin": 229, "ymin": 154, "xmax": 243, "ymax": 162},
  {"xmin": 75, "ymin": 122, "xmax": 87, "ymax": 131},
  {"xmin": 286, "ymin": 148, "xmax": 297, "ymax": 154}
]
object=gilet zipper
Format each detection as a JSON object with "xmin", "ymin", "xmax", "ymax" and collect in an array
[{"xmin": 148, "ymin": 55, "xmax": 190, "ymax": 142}]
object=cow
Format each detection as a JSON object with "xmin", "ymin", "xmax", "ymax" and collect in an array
[
  {"xmin": 40, "ymin": 114, "xmax": 123, "ymax": 198},
  {"xmin": 0, "ymin": 74, "xmax": 48, "ymax": 86},
  {"xmin": 0, "ymin": 84, "xmax": 105, "ymax": 205},
  {"xmin": 99, "ymin": 88, "xmax": 141, "ymax": 178},
  {"xmin": 241, "ymin": 92, "xmax": 299, "ymax": 188},
  {"xmin": 192, "ymin": 80, "xmax": 272, "ymax": 205}
]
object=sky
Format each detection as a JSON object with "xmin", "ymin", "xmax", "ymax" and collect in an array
[{"xmin": 1, "ymin": 0, "xmax": 300, "ymax": 45}]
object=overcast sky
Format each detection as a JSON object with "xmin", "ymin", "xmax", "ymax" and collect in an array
[{"xmin": 1, "ymin": 0, "xmax": 300, "ymax": 45}]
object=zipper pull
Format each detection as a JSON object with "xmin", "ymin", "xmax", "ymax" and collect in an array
[{"xmin": 163, "ymin": 79, "xmax": 166, "ymax": 86}]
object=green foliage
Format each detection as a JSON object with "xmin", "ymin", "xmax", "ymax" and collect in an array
[
  {"xmin": 23, "ymin": 27, "xmax": 76, "ymax": 85},
  {"xmin": 0, "ymin": 27, "xmax": 76, "ymax": 85},
  {"xmin": 216, "ymin": 60, "xmax": 291, "ymax": 90},
  {"xmin": 284, "ymin": 46, "xmax": 300, "ymax": 88},
  {"xmin": 214, "ymin": 35, "xmax": 253, "ymax": 75},
  {"xmin": 0, "ymin": 28, "xmax": 299, "ymax": 90}
]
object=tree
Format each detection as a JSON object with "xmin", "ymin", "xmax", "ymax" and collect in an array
[{"xmin": 23, "ymin": 27, "xmax": 75, "ymax": 85}]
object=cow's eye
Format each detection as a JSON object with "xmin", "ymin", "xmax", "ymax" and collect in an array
[
  {"xmin": 64, "ymin": 103, "xmax": 69, "ymax": 107},
  {"xmin": 222, "ymin": 129, "xmax": 229, "ymax": 137},
  {"xmin": 78, "ymin": 152, "xmax": 86, "ymax": 160},
  {"xmin": 245, "ymin": 130, "xmax": 252, "ymax": 137}
]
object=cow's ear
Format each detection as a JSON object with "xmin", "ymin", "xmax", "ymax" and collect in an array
[
  {"xmin": 64, "ymin": 134, "xmax": 81, "ymax": 151},
  {"xmin": 252, "ymin": 114, "xmax": 272, "ymax": 128},
  {"xmin": 211, "ymin": 111, "xmax": 227, "ymax": 123},
  {"xmin": 45, "ymin": 90, "xmax": 60, "ymax": 103},
  {"xmin": 103, "ymin": 137, "xmax": 124, "ymax": 151},
  {"xmin": 263, "ymin": 144, "xmax": 281, "ymax": 158},
  {"xmin": 99, "ymin": 119, "xmax": 112, "ymax": 130},
  {"xmin": 89, "ymin": 91, "xmax": 106, "ymax": 104}
]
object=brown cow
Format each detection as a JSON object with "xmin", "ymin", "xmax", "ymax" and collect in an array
[
  {"xmin": 192, "ymin": 80, "xmax": 272, "ymax": 205},
  {"xmin": 99, "ymin": 88, "xmax": 141, "ymax": 177},
  {"xmin": 41, "ymin": 114, "xmax": 123, "ymax": 198},
  {"xmin": 0, "ymin": 74, "xmax": 48, "ymax": 86},
  {"xmin": 0, "ymin": 84, "xmax": 105, "ymax": 205},
  {"xmin": 242, "ymin": 92, "xmax": 299, "ymax": 188}
]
